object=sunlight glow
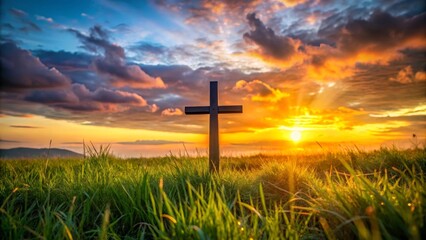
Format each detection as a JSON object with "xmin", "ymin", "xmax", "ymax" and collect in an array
[{"xmin": 290, "ymin": 130, "xmax": 302, "ymax": 142}]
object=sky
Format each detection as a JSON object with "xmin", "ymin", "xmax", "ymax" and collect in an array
[{"xmin": 0, "ymin": 0, "xmax": 425, "ymax": 157}]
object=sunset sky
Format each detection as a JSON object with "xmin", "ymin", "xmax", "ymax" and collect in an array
[{"xmin": 1, "ymin": 0, "xmax": 425, "ymax": 157}]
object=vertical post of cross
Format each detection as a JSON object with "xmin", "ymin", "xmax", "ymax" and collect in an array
[
  {"xmin": 209, "ymin": 81, "xmax": 219, "ymax": 172},
  {"xmin": 185, "ymin": 81, "xmax": 243, "ymax": 174}
]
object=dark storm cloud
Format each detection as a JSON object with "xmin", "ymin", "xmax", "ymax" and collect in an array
[
  {"xmin": 72, "ymin": 84, "xmax": 147, "ymax": 105},
  {"xmin": 335, "ymin": 11, "xmax": 426, "ymax": 53},
  {"xmin": 244, "ymin": 13, "xmax": 299, "ymax": 60},
  {"xmin": 34, "ymin": 50, "xmax": 93, "ymax": 70},
  {"xmin": 56, "ymin": 102, "xmax": 110, "ymax": 112},
  {"xmin": 300, "ymin": 5, "xmax": 426, "ymax": 58},
  {"xmin": 68, "ymin": 25, "xmax": 166, "ymax": 89},
  {"xmin": 0, "ymin": 42, "xmax": 71, "ymax": 90},
  {"xmin": 23, "ymin": 82, "xmax": 148, "ymax": 112},
  {"xmin": 25, "ymin": 89, "xmax": 78, "ymax": 104},
  {"xmin": 68, "ymin": 26, "xmax": 114, "ymax": 54},
  {"xmin": 315, "ymin": 6, "xmax": 368, "ymax": 44},
  {"xmin": 33, "ymin": 50, "xmax": 103, "ymax": 90}
]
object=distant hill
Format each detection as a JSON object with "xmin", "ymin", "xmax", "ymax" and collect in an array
[{"xmin": 0, "ymin": 148, "xmax": 83, "ymax": 159}]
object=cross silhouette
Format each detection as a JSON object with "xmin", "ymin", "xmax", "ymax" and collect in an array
[{"xmin": 185, "ymin": 81, "xmax": 243, "ymax": 173}]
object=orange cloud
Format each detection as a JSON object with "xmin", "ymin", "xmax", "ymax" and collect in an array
[
  {"xmin": 109, "ymin": 65, "xmax": 166, "ymax": 89},
  {"xmin": 243, "ymin": 10, "xmax": 426, "ymax": 82},
  {"xmin": 202, "ymin": 1, "xmax": 225, "ymax": 14},
  {"xmin": 234, "ymin": 79, "xmax": 289, "ymax": 102},
  {"xmin": 279, "ymin": 0, "xmax": 307, "ymax": 7},
  {"xmin": 304, "ymin": 44, "xmax": 354, "ymax": 82},
  {"xmin": 306, "ymin": 14, "xmax": 318, "ymax": 25},
  {"xmin": 147, "ymin": 104, "xmax": 159, "ymax": 113},
  {"xmin": 390, "ymin": 66, "xmax": 426, "ymax": 84},
  {"xmin": 161, "ymin": 108, "xmax": 183, "ymax": 116},
  {"xmin": 415, "ymin": 71, "xmax": 426, "ymax": 81}
]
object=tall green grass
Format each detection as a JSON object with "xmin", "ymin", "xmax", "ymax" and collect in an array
[{"xmin": 0, "ymin": 147, "xmax": 425, "ymax": 239}]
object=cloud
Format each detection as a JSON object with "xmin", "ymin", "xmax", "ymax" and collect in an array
[
  {"xmin": 111, "ymin": 23, "xmax": 131, "ymax": 33},
  {"xmin": 0, "ymin": 42, "xmax": 71, "ymax": 90},
  {"xmin": 69, "ymin": 25, "xmax": 166, "ymax": 89},
  {"xmin": 0, "ymin": 0, "xmax": 424, "ymax": 145},
  {"xmin": 133, "ymin": 42, "xmax": 166, "ymax": 55},
  {"xmin": 243, "ymin": 13, "xmax": 302, "ymax": 63},
  {"xmin": 130, "ymin": 42, "xmax": 170, "ymax": 64},
  {"xmin": 333, "ymin": 10, "xmax": 425, "ymax": 56},
  {"xmin": 390, "ymin": 66, "xmax": 426, "ymax": 84},
  {"xmin": 281, "ymin": 0, "xmax": 307, "ymax": 7},
  {"xmin": 2, "ymin": 23, "xmax": 15, "ymax": 31},
  {"xmin": 415, "ymin": 71, "xmax": 426, "ymax": 81},
  {"xmin": 132, "ymin": 40, "xmax": 237, "ymax": 70},
  {"xmin": 25, "ymin": 88, "xmax": 78, "ymax": 104},
  {"xmin": 161, "ymin": 108, "xmax": 184, "ymax": 116},
  {"xmin": 9, "ymin": 8, "xmax": 42, "ymax": 33},
  {"xmin": 156, "ymin": 0, "xmax": 260, "ymax": 25},
  {"xmin": 390, "ymin": 66, "xmax": 414, "ymax": 84},
  {"xmin": 24, "ymin": 82, "xmax": 149, "ymax": 113},
  {"xmin": 0, "ymin": 35, "xmax": 423, "ymax": 137},
  {"xmin": 272, "ymin": 106, "xmax": 365, "ymax": 131},
  {"xmin": 92, "ymin": 88, "xmax": 146, "ymax": 105},
  {"xmin": 34, "ymin": 50, "xmax": 93, "ymax": 71},
  {"xmin": 72, "ymin": 84, "xmax": 147, "ymax": 106},
  {"xmin": 335, "ymin": 11, "xmax": 426, "ymax": 56},
  {"xmin": 0, "ymin": 139, "xmax": 20, "ymax": 143},
  {"xmin": 369, "ymin": 104, "xmax": 426, "ymax": 118},
  {"xmin": 117, "ymin": 140, "xmax": 186, "ymax": 145},
  {"xmin": 233, "ymin": 79, "xmax": 288, "ymax": 102},
  {"xmin": 81, "ymin": 13, "xmax": 94, "ymax": 19},
  {"xmin": 147, "ymin": 104, "xmax": 159, "ymax": 113},
  {"xmin": 302, "ymin": 10, "xmax": 426, "ymax": 82},
  {"xmin": 35, "ymin": 15, "xmax": 54, "ymax": 23},
  {"xmin": 0, "ymin": 110, "xmax": 34, "ymax": 118},
  {"xmin": 9, "ymin": 125, "xmax": 41, "ymax": 128},
  {"xmin": 19, "ymin": 21, "xmax": 42, "ymax": 33},
  {"xmin": 9, "ymin": 8, "xmax": 27, "ymax": 17}
]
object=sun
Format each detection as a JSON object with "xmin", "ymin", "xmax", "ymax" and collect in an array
[{"xmin": 290, "ymin": 130, "xmax": 302, "ymax": 142}]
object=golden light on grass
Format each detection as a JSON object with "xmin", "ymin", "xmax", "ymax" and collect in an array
[{"xmin": 290, "ymin": 130, "xmax": 302, "ymax": 142}]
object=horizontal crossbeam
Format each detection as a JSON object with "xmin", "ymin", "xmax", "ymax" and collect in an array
[
  {"xmin": 185, "ymin": 105, "xmax": 243, "ymax": 115},
  {"xmin": 185, "ymin": 106, "xmax": 210, "ymax": 114},
  {"xmin": 218, "ymin": 105, "xmax": 243, "ymax": 114}
]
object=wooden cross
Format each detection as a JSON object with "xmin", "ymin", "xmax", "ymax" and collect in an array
[{"xmin": 185, "ymin": 81, "xmax": 243, "ymax": 173}]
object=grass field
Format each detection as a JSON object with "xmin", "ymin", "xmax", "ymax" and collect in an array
[{"xmin": 1, "ymin": 146, "xmax": 425, "ymax": 239}]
